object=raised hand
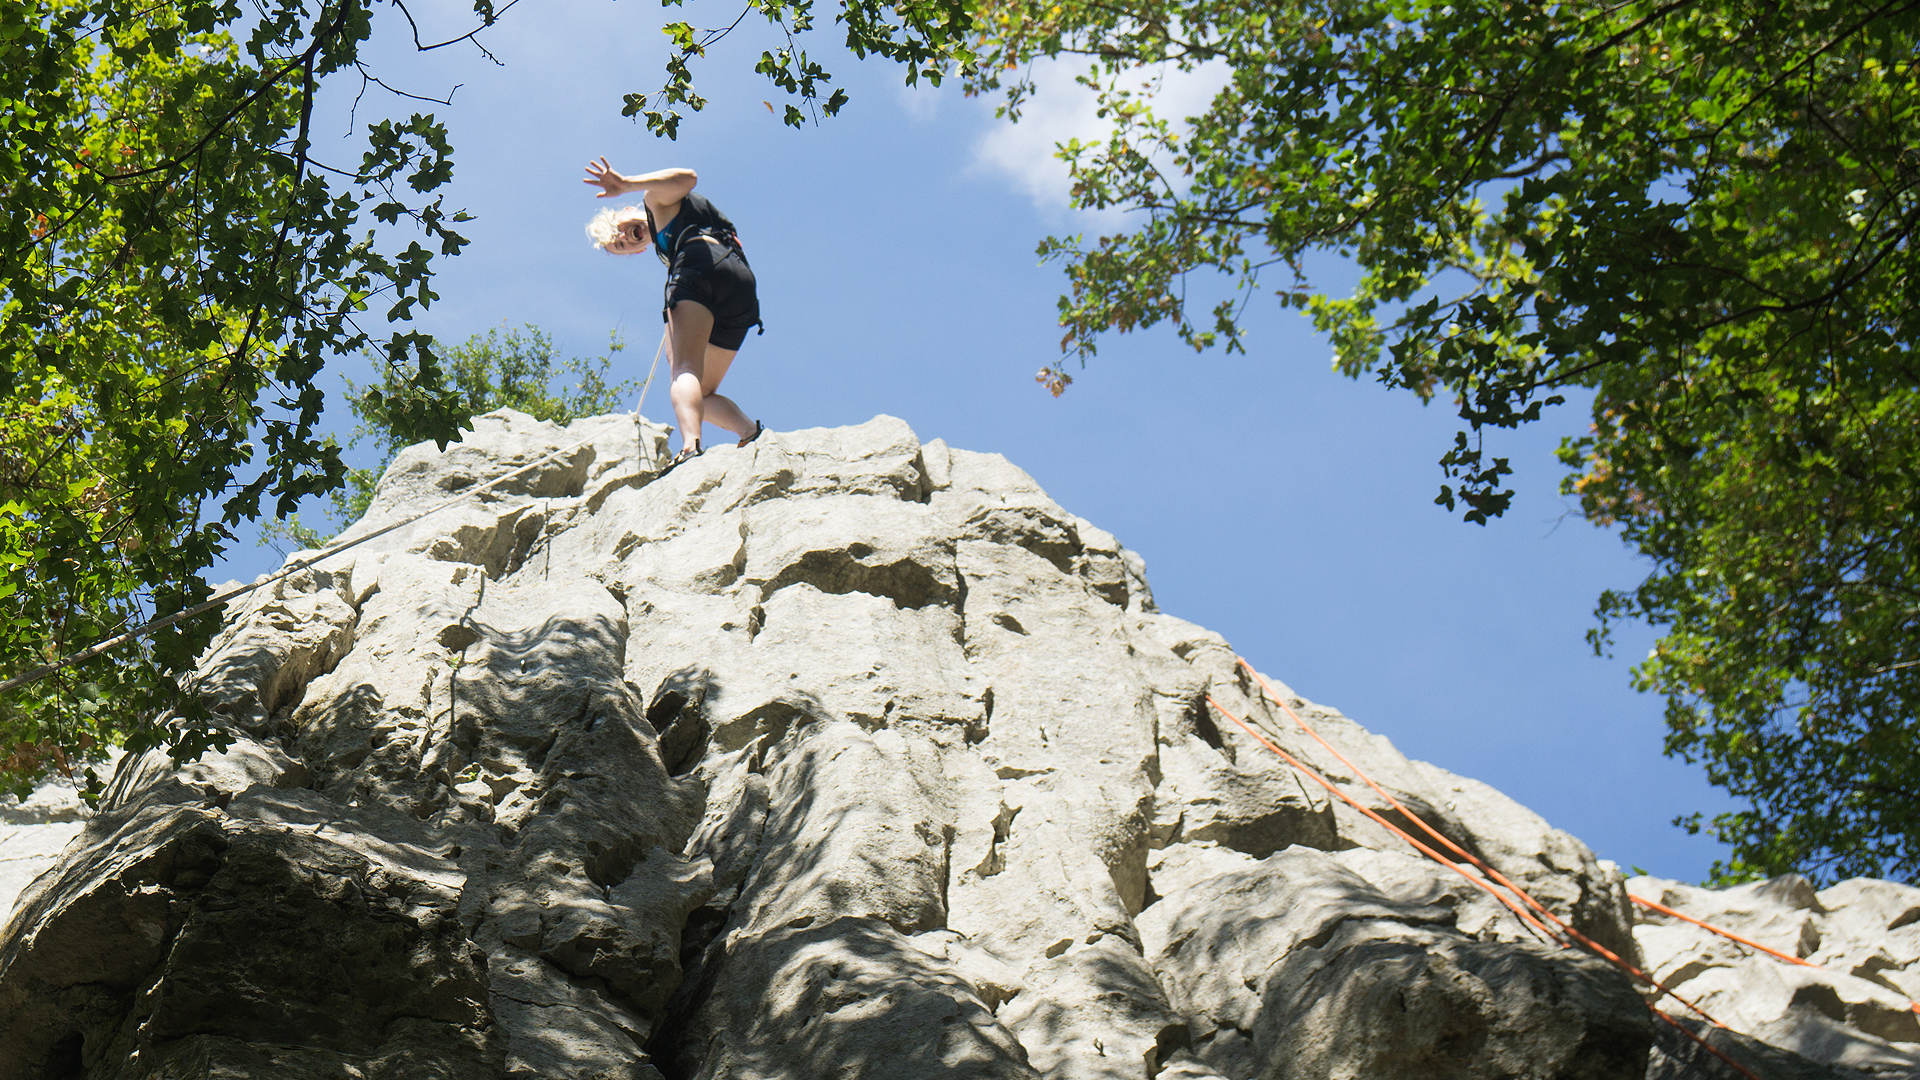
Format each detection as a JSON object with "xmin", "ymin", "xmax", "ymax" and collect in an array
[{"xmin": 582, "ymin": 157, "xmax": 634, "ymax": 198}]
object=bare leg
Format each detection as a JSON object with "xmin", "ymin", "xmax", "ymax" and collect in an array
[
  {"xmin": 701, "ymin": 391, "xmax": 754, "ymax": 439},
  {"xmin": 694, "ymin": 349, "xmax": 755, "ymax": 440},
  {"xmin": 666, "ymin": 300, "xmax": 754, "ymax": 450},
  {"xmin": 667, "ymin": 301, "xmax": 717, "ymax": 453}
]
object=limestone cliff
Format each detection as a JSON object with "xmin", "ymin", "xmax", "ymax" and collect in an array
[{"xmin": 0, "ymin": 412, "xmax": 1899, "ymax": 1079}]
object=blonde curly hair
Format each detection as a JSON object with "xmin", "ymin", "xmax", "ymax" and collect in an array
[{"xmin": 586, "ymin": 205, "xmax": 647, "ymax": 251}]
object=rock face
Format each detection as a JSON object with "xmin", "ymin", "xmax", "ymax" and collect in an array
[
  {"xmin": 0, "ymin": 411, "xmax": 1687, "ymax": 1078},
  {"xmin": 1632, "ymin": 873, "xmax": 1920, "ymax": 1080},
  {"xmin": 0, "ymin": 784, "xmax": 90, "ymax": 930}
]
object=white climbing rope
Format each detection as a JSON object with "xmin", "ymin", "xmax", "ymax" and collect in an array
[{"xmin": 634, "ymin": 325, "xmax": 669, "ymax": 469}]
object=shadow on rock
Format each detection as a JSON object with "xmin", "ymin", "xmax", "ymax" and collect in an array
[{"xmin": 658, "ymin": 916, "xmax": 1033, "ymax": 1080}]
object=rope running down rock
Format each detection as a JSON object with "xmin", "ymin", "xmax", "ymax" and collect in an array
[
  {"xmin": 1628, "ymin": 893, "xmax": 1920, "ymax": 1016},
  {"xmin": 1210, "ymin": 667, "xmax": 1768, "ymax": 1080}
]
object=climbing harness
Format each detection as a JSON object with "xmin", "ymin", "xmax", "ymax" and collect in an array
[
  {"xmin": 1211, "ymin": 661, "xmax": 1770, "ymax": 1080},
  {"xmin": 0, "ymin": 328, "xmax": 675, "ymax": 698},
  {"xmin": 647, "ymin": 192, "xmax": 744, "ymax": 269}
]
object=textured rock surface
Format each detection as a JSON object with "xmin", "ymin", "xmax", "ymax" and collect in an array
[
  {"xmin": 0, "ymin": 781, "xmax": 89, "ymax": 924},
  {"xmin": 1632, "ymin": 873, "xmax": 1920, "ymax": 1079},
  {"xmin": 3, "ymin": 410, "xmax": 1675, "ymax": 1078}
]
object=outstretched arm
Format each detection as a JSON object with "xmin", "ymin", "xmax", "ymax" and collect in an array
[{"xmin": 583, "ymin": 159, "xmax": 696, "ymax": 219}]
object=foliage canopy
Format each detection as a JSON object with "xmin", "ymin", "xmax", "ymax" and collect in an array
[
  {"xmin": 264, "ymin": 325, "xmax": 641, "ymax": 552},
  {"xmin": 1, "ymin": 0, "xmax": 479, "ymax": 797}
]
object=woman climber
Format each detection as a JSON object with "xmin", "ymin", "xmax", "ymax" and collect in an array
[{"xmin": 583, "ymin": 160, "xmax": 765, "ymax": 471}]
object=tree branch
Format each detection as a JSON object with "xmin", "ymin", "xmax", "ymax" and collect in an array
[{"xmin": 387, "ymin": 0, "xmax": 521, "ymax": 54}]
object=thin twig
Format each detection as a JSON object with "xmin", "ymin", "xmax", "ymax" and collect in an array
[
  {"xmin": 387, "ymin": 0, "xmax": 521, "ymax": 55},
  {"xmin": 355, "ymin": 63, "xmax": 462, "ymax": 105}
]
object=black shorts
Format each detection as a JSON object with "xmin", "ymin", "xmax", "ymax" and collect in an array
[{"xmin": 663, "ymin": 238, "xmax": 761, "ymax": 351}]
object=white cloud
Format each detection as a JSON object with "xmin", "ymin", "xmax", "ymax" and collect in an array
[
  {"xmin": 970, "ymin": 56, "xmax": 1231, "ymax": 211},
  {"xmin": 896, "ymin": 80, "xmax": 945, "ymax": 123}
]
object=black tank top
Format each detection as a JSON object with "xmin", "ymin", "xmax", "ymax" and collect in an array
[{"xmin": 647, "ymin": 192, "xmax": 742, "ymax": 269}]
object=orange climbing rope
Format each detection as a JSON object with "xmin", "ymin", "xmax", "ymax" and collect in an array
[
  {"xmin": 1209, "ymin": 663, "xmax": 1769, "ymax": 1080},
  {"xmin": 1204, "ymin": 694, "xmax": 1718, "ymax": 1010},
  {"xmin": 1204, "ymin": 694, "xmax": 1561, "ymax": 944},
  {"xmin": 1205, "ymin": 692, "xmax": 1760, "ymax": 1079},
  {"xmin": 1236, "ymin": 661, "xmax": 1657, "ymax": 975},
  {"xmin": 1628, "ymin": 893, "xmax": 1920, "ymax": 1016},
  {"xmin": 1224, "ymin": 663, "xmax": 1706, "ymax": 1002},
  {"xmin": 1648, "ymin": 1009, "xmax": 1772, "ymax": 1080},
  {"xmin": 1630, "ymin": 894, "xmax": 1820, "ymax": 969}
]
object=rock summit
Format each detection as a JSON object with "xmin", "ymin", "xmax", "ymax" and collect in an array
[{"xmin": 2, "ymin": 412, "xmax": 1913, "ymax": 1080}]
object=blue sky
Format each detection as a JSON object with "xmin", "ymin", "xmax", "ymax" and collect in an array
[{"xmin": 221, "ymin": 0, "xmax": 1738, "ymax": 880}]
